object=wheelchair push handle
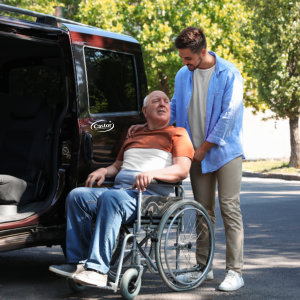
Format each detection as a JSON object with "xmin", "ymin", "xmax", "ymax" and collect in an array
[{"xmin": 137, "ymin": 191, "xmax": 142, "ymax": 232}]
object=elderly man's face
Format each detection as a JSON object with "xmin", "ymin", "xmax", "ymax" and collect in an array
[{"xmin": 143, "ymin": 91, "xmax": 170, "ymax": 127}]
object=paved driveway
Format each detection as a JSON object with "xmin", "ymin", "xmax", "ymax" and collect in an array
[{"xmin": 0, "ymin": 177, "xmax": 299, "ymax": 299}]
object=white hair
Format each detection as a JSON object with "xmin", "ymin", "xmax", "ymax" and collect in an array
[{"xmin": 143, "ymin": 95, "xmax": 148, "ymax": 107}]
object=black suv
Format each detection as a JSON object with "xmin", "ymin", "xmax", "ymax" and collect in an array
[{"xmin": 0, "ymin": 4, "xmax": 147, "ymax": 253}]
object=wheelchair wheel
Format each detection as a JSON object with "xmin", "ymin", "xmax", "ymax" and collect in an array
[
  {"xmin": 120, "ymin": 268, "xmax": 141, "ymax": 300},
  {"xmin": 155, "ymin": 200, "xmax": 214, "ymax": 291}
]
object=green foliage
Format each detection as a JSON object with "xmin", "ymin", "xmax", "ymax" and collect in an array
[
  {"xmin": 242, "ymin": 0, "xmax": 300, "ymax": 119},
  {"xmin": 1, "ymin": 0, "xmax": 81, "ymax": 18},
  {"xmin": 2, "ymin": 0, "xmax": 60, "ymax": 14},
  {"xmin": 76, "ymin": 0, "xmax": 125, "ymax": 31},
  {"xmin": 76, "ymin": 0, "xmax": 249, "ymax": 97}
]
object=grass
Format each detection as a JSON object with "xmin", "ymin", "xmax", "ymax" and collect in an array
[{"xmin": 242, "ymin": 159, "xmax": 300, "ymax": 175}]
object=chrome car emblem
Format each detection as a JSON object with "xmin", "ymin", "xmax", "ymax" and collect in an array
[{"xmin": 90, "ymin": 120, "xmax": 114, "ymax": 132}]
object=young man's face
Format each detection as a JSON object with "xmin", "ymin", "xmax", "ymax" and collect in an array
[{"xmin": 178, "ymin": 48, "xmax": 205, "ymax": 71}]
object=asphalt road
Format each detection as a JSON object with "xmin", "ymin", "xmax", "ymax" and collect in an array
[{"xmin": 0, "ymin": 177, "xmax": 299, "ymax": 300}]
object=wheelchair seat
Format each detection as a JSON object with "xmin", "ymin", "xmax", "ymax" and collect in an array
[{"xmin": 141, "ymin": 195, "xmax": 181, "ymax": 218}]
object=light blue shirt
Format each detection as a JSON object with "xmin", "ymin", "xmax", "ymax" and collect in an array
[{"xmin": 170, "ymin": 51, "xmax": 244, "ymax": 173}]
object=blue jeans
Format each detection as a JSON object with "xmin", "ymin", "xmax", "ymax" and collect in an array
[{"xmin": 65, "ymin": 187, "xmax": 144, "ymax": 274}]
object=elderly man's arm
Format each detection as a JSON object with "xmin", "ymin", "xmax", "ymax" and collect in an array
[
  {"xmin": 85, "ymin": 160, "xmax": 122, "ymax": 187},
  {"xmin": 133, "ymin": 156, "xmax": 191, "ymax": 191}
]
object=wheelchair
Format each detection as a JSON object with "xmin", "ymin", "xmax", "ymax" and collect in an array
[{"xmin": 67, "ymin": 181, "xmax": 215, "ymax": 300}]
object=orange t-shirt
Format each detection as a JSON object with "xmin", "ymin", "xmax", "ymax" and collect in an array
[{"xmin": 116, "ymin": 125, "xmax": 194, "ymax": 162}]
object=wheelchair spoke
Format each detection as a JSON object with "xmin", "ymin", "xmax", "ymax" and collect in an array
[{"xmin": 155, "ymin": 200, "xmax": 215, "ymax": 291}]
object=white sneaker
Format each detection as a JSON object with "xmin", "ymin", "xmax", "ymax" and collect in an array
[
  {"xmin": 73, "ymin": 270, "xmax": 108, "ymax": 287},
  {"xmin": 176, "ymin": 271, "xmax": 201, "ymax": 283},
  {"xmin": 49, "ymin": 263, "xmax": 85, "ymax": 278},
  {"xmin": 206, "ymin": 270, "xmax": 214, "ymax": 280},
  {"xmin": 218, "ymin": 270, "xmax": 244, "ymax": 291}
]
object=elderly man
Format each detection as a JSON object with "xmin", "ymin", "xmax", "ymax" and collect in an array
[{"xmin": 49, "ymin": 90, "xmax": 194, "ymax": 287}]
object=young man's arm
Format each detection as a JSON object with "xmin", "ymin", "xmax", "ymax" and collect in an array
[{"xmin": 85, "ymin": 160, "xmax": 122, "ymax": 187}]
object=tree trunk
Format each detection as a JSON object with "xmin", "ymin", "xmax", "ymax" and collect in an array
[
  {"xmin": 54, "ymin": 6, "xmax": 63, "ymax": 17},
  {"xmin": 289, "ymin": 116, "xmax": 300, "ymax": 168},
  {"xmin": 158, "ymin": 73, "xmax": 169, "ymax": 96}
]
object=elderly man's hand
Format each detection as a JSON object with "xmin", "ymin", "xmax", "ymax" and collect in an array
[
  {"xmin": 133, "ymin": 171, "xmax": 154, "ymax": 191},
  {"xmin": 85, "ymin": 168, "xmax": 107, "ymax": 187}
]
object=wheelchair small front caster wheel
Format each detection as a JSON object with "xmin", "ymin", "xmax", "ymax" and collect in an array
[
  {"xmin": 120, "ymin": 268, "xmax": 141, "ymax": 300},
  {"xmin": 67, "ymin": 278, "xmax": 87, "ymax": 292}
]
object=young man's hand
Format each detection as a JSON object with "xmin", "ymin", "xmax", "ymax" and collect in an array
[
  {"xmin": 127, "ymin": 123, "xmax": 147, "ymax": 138},
  {"xmin": 193, "ymin": 141, "xmax": 215, "ymax": 162}
]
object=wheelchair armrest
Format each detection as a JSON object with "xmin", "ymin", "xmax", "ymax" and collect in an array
[
  {"xmin": 104, "ymin": 177, "xmax": 115, "ymax": 184},
  {"xmin": 150, "ymin": 179, "xmax": 183, "ymax": 198},
  {"xmin": 150, "ymin": 179, "xmax": 182, "ymax": 186},
  {"xmin": 95, "ymin": 177, "xmax": 115, "ymax": 187},
  {"xmin": 101, "ymin": 176, "xmax": 182, "ymax": 187}
]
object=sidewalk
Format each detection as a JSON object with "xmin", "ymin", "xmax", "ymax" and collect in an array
[
  {"xmin": 184, "ymin": 171, "xmax": 300, "ymax": 182},
  {"xmin": 242, "ymin": 171, "xmax": 300, "ymax": 181}
]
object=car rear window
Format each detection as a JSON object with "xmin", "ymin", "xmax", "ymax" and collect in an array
[{"xmin": 84, "ymin": 47, "xmax": 138, "ymax": 115}]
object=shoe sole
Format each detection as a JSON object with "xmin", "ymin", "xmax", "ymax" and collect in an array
[
  {"xmin": 73, "ymin": 276, "xmax": 107, "ymax": 288},
  {"xmin": 49, "ymin": 266, "xmax": 72, "ymax": 278},
  {"xmin": 218, "ymin": 283, "xmax": 244, "ymax": 292}
]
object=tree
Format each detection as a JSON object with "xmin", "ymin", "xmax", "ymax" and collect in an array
[
  {"xmin": 2, "ymin": 0, "xmax": 250, "ymax": 97},
  {"xmin": 242, "ymin": 0, "xmax": 300, "ymax": 167},
  {"xmin": 1, "ymin": 0, "xmax": 81, "ymax": 18},
  {"xmin": 76, "ymin": 0, "xmax": 249, "ymax": 97}
]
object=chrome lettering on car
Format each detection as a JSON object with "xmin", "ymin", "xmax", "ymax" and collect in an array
[{"xmin": 90, "ymin": 120, "xmax": 114, "ymax": 132}]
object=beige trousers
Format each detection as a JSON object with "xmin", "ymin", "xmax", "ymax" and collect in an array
[{"xmin": 190, "ymin": 156, "xmax": 244, "ymax": 275}]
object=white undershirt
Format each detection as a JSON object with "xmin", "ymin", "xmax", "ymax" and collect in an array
[
  {"xmin": 188, "ymin": 65, "xmax": 215, "ymax": 149},
  {"xmin": 121, "ymin": 148, "xmax": 172, "ymax": 171}
]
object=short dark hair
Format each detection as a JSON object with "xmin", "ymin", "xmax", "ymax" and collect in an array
[{"xmin": 175, "ymin": 27, "xmax": 207, "ymax": 53}]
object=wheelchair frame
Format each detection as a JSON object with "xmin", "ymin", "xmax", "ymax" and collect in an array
[{"xmin": 68, "ymin": 182, "xmax": 215, "ymax": 300}]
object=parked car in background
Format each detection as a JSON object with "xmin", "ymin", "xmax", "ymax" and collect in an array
[{"xmin": 0, "ymin": 4, "xmax": 147, "ymax": 253}]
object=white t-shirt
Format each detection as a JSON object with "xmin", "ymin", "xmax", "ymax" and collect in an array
[{"xmin": 188, "ymin": 65, "xmax": 215, "ymax": 148}]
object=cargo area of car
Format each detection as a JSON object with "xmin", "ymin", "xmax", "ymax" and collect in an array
[{"xmin": 0, "ymin": 33, "xmax": 68, "ymax": 223}]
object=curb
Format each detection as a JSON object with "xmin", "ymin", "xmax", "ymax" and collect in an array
[{"xmin": 242, "ymin": 171, "xmax": 300, "ymax": 181}]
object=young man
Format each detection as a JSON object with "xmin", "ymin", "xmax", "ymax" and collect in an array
[
  {"xmin": 172, "ymin": 27, "xmax": 245, "ymax": 291},
  {"xmin": 49, "ymin": 90, "xmax": 194, "ymax": 287}
]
